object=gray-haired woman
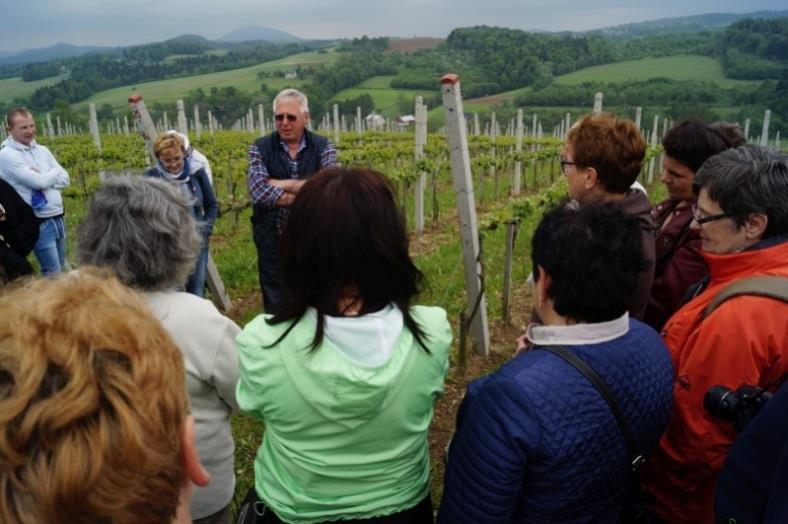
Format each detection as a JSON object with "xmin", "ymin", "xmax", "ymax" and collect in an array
[{"xmin": 77, "ymin": 175, "xmax": 239, "ymax": 524}]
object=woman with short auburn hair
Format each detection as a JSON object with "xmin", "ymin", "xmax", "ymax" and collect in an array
[
  {"xmin": 556, "ymin": 112, "xmax": 655, "ymax": 320},
  {"xmin": 0, "ymin": 268, "xmax": 209, "ymax": 524},
  {"xmin": 236, "ymin": 167, "xmax": 452, "ymax": 523}
]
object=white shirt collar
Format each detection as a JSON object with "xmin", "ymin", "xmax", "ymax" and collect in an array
[{"xmin": 526, "ymin": 312, "xmax": 629, "ymax": 346}]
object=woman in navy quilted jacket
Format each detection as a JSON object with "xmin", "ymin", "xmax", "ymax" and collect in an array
[{"xmin": 439, "ymin": 203, "xmax": 674, "ymax": 523}]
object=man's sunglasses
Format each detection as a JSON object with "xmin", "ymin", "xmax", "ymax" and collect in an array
[{"xmin": 274, "ymin": 113, "xmax": 299, "ymax": 122}]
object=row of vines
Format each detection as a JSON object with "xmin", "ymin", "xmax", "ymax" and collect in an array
[{"xmin": 39, "ymin": 130, "xmax": 662, "ymax": 326}]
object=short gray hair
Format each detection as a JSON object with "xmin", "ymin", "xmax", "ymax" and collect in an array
[
  {"xmin": 695, "ymin": 146, "xmax": 788, "ymax": 238},
  {"xmin": 77, "ymin": 176, "xmax": 202, "ymax": 291},
  {"xmin": 273, "ymin": 88, "xmax": 309, "ymax": 115}
]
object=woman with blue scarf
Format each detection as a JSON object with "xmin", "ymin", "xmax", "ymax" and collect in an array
[{"xmin": 146, "ymin": 133, "xmax": 218, "ymax": 296}]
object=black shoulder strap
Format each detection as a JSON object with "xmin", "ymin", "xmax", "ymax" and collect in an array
[
  {"xmin": 703, "ymin": 276, "xmax": 788, "ymax": 319},
  {"xmin": 538, "ymin": 345, "xmax": 645, "ymax": 472}
]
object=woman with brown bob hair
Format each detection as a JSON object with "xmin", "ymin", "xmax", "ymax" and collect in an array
[
  {"xmin": 236, "ymin": 167, "xmax": 452, "ymax": 523},
  {"xmin": 0, "ymin": 268, "xmax": 209, "ymax": 524}
]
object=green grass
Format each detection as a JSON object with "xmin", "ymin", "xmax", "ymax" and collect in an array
[
  {"xmin": 465, "ymin": 55, "xmax": 758, "ymax": 107},
  {"xmin": 555, "ymin": 55, "xmax": 757, "ymax": 89},
  {"xmin": 0, "ymin": 73, "xmax": 68, "ymax": 101},
  {"xmin": 331, "ymin": 76, "xmax": 432, "ymax": 117},
  {"xmin": 75, "ymin": 49, "xmax": 340, "ymax": 110}
]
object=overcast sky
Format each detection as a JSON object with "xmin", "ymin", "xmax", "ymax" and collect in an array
[{"xmin": 2, "ymin": 0, "xmax": 785, "ymax": 51}]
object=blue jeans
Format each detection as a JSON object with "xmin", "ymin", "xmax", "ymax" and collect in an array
[
  {"xmin": 33, "ymin": 215, "xmax": 66, "ymax": 277},
  {"xmin": 186, "ymin": 244, "xmax": 209, "ymax": 297}
]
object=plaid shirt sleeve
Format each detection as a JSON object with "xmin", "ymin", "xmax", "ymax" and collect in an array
[
  {"xmin": 321, "ymin": 139, "xmax": 338, "ymax": 168},
  {"xmin": 247, "ymin": 144, "xmax": 284, "ymax": 207}
]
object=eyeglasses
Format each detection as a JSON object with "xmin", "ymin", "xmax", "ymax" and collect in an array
[
  {"xmin": 274, "ymin": 113, "xmax": 299, "ymax": 123},
  {"xmin": 691, "ymin": 204, "xmax": 736, "ymax": 225},
  {"xmin": 559, "ymin": 158, "xmax": 576, "ymax": 175}
]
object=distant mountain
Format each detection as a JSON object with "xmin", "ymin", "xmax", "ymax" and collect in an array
[
  {"xmin": 220, "ymin": 25, "xmax": 302, "ymax": 43},
  {"xmin": 586, "ymin": 10, "xmax": 788, "ymax": 38},
  {"xmin": 0, "ymin": 43, "xmax": 114, "ymax": 65}
]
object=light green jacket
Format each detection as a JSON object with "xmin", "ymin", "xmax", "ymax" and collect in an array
[{"xmin": 236, "ymin": 306, "xmax": 451, "ymax": 523}]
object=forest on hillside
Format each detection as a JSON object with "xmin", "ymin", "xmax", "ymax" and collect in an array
[{"xmin": 1, "ymin": 18, "xmax": 785, "ymax": 130}]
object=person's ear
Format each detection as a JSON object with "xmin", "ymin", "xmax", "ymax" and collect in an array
[
  {"xmin": 583, "ymin": 166, "xmax": 598, "ymax": 190},
  {"xmin": 535, "ymin": 266, "xmax": 552, "ymax": 312},
  {"xmin": 181, "ymin": 415, "xmax": 210, "ymax": 487},
  {"xmin": 743, "ymin": 213, "xmax": 768, "ymax": 240}
]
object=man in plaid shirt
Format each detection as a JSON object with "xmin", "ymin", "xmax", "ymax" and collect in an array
[{"xmin": 247, "ymin": 89, "xmax": 336, "ymax": 313}]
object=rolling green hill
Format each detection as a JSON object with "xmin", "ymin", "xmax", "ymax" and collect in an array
[
  {"xmin": 555, "ymin": 55, "xmax": 758, "ymax": 88},
  {"xmin": 467, "ymin": 54, "xmax": 757, "ymax": 106},
  {"xmin": 74, "ymin": 49, "xmax": 339, "ymax": 110},
  {"xmin": 0, "ymin": 73, "xmax": 68, "ymax": 102},
  {"xmin": 330, "ymin": 76, "xmax": 431, "ymax": 116}
]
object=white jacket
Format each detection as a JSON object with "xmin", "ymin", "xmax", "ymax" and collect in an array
[{"xmin": 0, "ymin": 137, "xmax": 69, "ymax": 218}]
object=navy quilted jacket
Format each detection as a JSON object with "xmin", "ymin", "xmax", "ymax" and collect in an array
[{"xmin": 438, "ymin": 319, "xmax": 673, "ymax": 523}]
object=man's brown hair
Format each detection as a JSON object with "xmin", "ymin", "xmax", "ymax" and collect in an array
[
  {"xmin": 0, "ymin": 268, "xmax": 188, "ymax": 524},
  {"xmin": 567, "ymin": 113, "xmax": 646, "ymax": 194},
  {"xmin": 5, "ymin": 107, "xmax": 31, "ymax": 128}
]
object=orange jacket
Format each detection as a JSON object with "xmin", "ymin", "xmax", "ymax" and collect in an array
[{"xmin": 643, "ymin": 241, "xmax": 788, "ymax": 524}]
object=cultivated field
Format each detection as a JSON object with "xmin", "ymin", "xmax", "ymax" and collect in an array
[
  {"xmin": 555, "ymin": 54, "xmax": 759, "ymax": 88},
  {"xmin": 331, "ymin": 76, "xmax": 432, "ymax": 115},
  {"xmin": 0, "ymin": 73, "xmax": 68, "ymax": 101},
  {"xmin": 74, "ymin": 49, "xmax": 339, "ymax": 110}
]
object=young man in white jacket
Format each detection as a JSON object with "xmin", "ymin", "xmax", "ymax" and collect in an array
[{"xmin": 0, "ymin": 108, "xmax": 70, "ymax": 275}]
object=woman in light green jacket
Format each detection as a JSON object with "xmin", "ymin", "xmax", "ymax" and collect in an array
[{"xmin": 236, "ymin": 167, "xmax": 452, "ymax": 524}]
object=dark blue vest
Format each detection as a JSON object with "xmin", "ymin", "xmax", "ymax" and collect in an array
[{"xmin": 251, "ymin": 130, "xmax": 329, "ymax": 233}]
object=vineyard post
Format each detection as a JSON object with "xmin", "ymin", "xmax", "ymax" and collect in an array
[
  {"xmin": 194, "ymin": 105, "xmax": 202, "ymax": 140},
  {"xmin": 208, "ymin": 111, "xmax": 215, "ymax": 135},
  {"xmin": 256, "ymin": 104, "xmax": 264, "ymax": 136},
  {"xmin": 513, "ymin": 109, "xmax": 523, "ymax": 195},
  {"xmin": 414, "ymin": 96, "xmax": 427, "ymax": 236},
  {"xmin": 635, "ymin": 107, "xmax": 642, "ymax": 130},
  {"xmin": 176, "ymin": 100, "xmax": 188, "ymax": 134},
  {"xmin": 356, "ymin": 106, "xmax": 362, "ymax": 136},
  {"xmin": 56, "ymin": 116, "xmax": 62, "ymax": 137},
  {"xmin": 122, "ymin": 116, "xmax": 129, "ymax": 135},
  {"xmin": 163, "ymin": 111, "xmax": 170, "ymax": 132},
  {"xmin": 46, "ymin": 113, "xmax": 54, "ymax": 138},
  {"xmin": 440, "ymin": 73, "xmax": 490, "ymax": 356},
  {"xmin": 744, "ymin": 118, "xmax": 751, "ymax": 143},
  {"xmin": 114, "ymin": 118, "xmax": 120, "ymax": 135},
  {"xmin": 502, "ymin": 219, "xmax": 518, "ymax": 324},
  {"xmin": 647, "ymin": 115, "xmax": 659, "ymax": 183},
  {"xmin": 89, "ymin": 103, "xmax": 102, "ymax": 154},
  {"xmin": 473, "ymin": 113, "xmax": 480, "ymax": 136},
  {"xmin": 332, "ymin": 104, "xmax": 340, "ymax": 145},
  {"xmin": 760, "ymin": 110, "xmax": 771, "ymax": 147},
  {"xmin": 564, "ymin": 113, "xmax": 571, "ymax": 137},
  {"xmin": 593, "ymin": 92, "xmax": 603, "ymax": 114},
  {"xmin": 490, "ymin": 112, "xmax": 498, "ymax": 198},
  {"xmin": 248, "ymin": 109, "xmax": 255, "ymax": 133}
]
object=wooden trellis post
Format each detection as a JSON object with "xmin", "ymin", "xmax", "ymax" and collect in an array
[
  {"xmin": 89, "ymin": 103, "xmax": 101, "ymax": 154},
  {"xmin": 440, "ymin": 74, "xmax": 490, "ymax": 356},
  {"xmin": 128, "ymin": 94, "xmax": 231, "ymax": 311},
  {"xmin": 760, "ymin": 110, "xmax": 771, "ymax": 147},
  {"xmin": 593, "ymin": 92, "xmax": 603, "ymax": 113},
  {"xmin": 513, "ymin": 109, "xmax": 523, "ymax": 196},
  {"xmin": 414, "ymin": 96, "xmax": 428, "ymax": 235},
  {"xmin": 501, "ymin": 219, "xmax": 519, "ymax": 324}
]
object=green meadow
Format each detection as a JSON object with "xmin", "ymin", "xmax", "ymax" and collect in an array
[
  {"xmin": 74, "ymin": 49, "xmax": 339, "ymax": 110},
  {"xmin": 555, "ymin": 55, "xmax": 758, "ymax": 88},
  {"xmin": 0, "ymin": 73, "xmax": 68, "ymax": 101},
  {"xmin": 331, "ymin": 76, "xmax": 432, "ymax": 116}
]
